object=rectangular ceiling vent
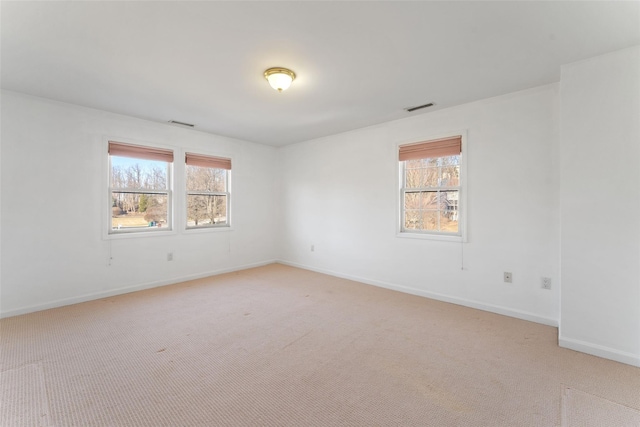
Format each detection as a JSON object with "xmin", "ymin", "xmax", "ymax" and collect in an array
[
  {"xmin": 405, "ymin": 103, "xmax": 434, "ymax": 112},
  {"xmin": 168, "ymin": 120, "xmax": 195, "ymax": 128}
]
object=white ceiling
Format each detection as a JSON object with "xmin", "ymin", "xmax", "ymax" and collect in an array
[{"xmin": 2, "ymin": 1, "xmax": 639, "ymax": 147}]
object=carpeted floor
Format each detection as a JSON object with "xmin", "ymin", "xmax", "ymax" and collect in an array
[{"xmin": 1, "ymin": 263, "xmax": 639, "ymax": 426}]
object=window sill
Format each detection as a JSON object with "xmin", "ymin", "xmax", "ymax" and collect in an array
[
  {"xmin": 184, "ymin": 226, "xmax": 234, "ymax": 234},
  {"xmin": 396, "ymin": 231, "xmax": 464, "ymax": 243},
  {"xmin": 105, "ymin": 228, "xmax": 177, "ymax": 240}
]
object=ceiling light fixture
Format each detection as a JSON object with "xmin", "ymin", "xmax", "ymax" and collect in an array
[{"xmin": 264, "ymin": 67, "xmax": 296, "ymax": 92}]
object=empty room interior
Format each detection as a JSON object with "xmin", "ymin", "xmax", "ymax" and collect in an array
[{"xmin": 1, "ymin": 1, "xmax": 639, "ymax": 426}]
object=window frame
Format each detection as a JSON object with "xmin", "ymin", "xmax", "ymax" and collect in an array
[
  {"xmin": 397, "ymin": 131, "xmax": 468, "ymax": 242},
  {"xmin": 184, "ymin": 151, "xmax": 232, "ymax": 232},
  {"xmin": 104, "ymin": 138, "xmax": 176, "ymax": 239}
]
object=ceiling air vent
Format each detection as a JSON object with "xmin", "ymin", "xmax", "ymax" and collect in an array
[
  {"xmin": 405, "ymin": 103, "xmax": 434, "ymax": 112},
  {"xmin": 168, "ymin": 120, "xmax": 195, "ymax": 128}
]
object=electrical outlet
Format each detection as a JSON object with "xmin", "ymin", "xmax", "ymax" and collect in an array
[
  {"xmin": 311, "ymin": 245, "xmax": 315, "ymax": 252},
  {"xmin": 504, "ymin": 272, "xmax": 512, "ymax": 283},
  {"xmin": 541, "ymin": 277, "xmax": 552, "ymax": 290},
  {"xmin": 167, "ymin": 252, "xmax": 173, "ymax": 261}
]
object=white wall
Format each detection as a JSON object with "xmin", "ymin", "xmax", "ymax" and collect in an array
[
  {"xmin": 559, "ymin": 46, "xmax": 640, "ymax": 367},
  {"xmin": 0, "ymin": 91, "xmax": 279, "ymax": 317},
  {"xmin": 279, "ymin": 84, "xmax": 561, "ymax": 325}
]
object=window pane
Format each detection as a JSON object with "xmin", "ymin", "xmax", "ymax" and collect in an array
[
  {"xmin": 110, "ymin": 156, "xmax": 168, "ymax": 190},
  {"xmin": 420, "ymin": 167, "xmax": 439, "ymax": 187},
  {"xmin": 405, "ymin": 167, "xmax": 421, "ymax": 188},
  {"xmin": 421, "ymin": 211, "xmax": 439, "ymax": 231},
  {"xmin": 442, "ymin": 191, "xmax": 459, "ymax": 232},
  {"xmin": 441, "ymin": 165, "xmax": 460, "ymax": 186},
  {"xmin": 443, "ymin": 190, "xmax": 459, "ymax": 209},
  {"xmin": 440, "ymin": 210, "xmax": 459, "ymax": 233},
  {"xmin": 420, "ymin": 191, "xmax": 439, "ymax": 209},
  {"xmin": 404, "ymin": 209, "xmax": 421, "ymax": 230},
  {"xmin": 405, "ymin": 159, "xmax": 423, "ymax": 169},
  {"xmin": 187, "ymin": 194, "xmax": 228, "ymax": 227},
  {"xmin": 186, "ymin": 165, "xmax": 226, "ymax": 192},
  {"xmin": 440, "ymin": 155, "xmax": 460, "ymax": 167},
  {"xmin": 423, "ymin": 158, "xmax": 439, "ymax": 167},
  {"xmin": 404, "ymin": 192, "xmax": 420, "ymax": 210},
  {"xmin": 111, "ymin": 193, "xmax": 168, "ymax": 230}
]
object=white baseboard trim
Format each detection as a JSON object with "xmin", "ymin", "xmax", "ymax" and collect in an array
[
  {"xmin": 0, "ymin": 259, "xmax": 277, "ymax": 319},
  {"xmin": 559, "ymin": 336, "xmax": 640, "ymax": 367},
  {"xmin": 277, "ymin": 260, "xmax": 558, "ymax": 327}
]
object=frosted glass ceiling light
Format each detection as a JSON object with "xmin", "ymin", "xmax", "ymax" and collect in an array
[{"xmin": 264, "ymin": 67, "xmax": 296, "ymax": 92}]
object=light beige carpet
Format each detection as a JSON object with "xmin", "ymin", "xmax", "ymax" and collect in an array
[
  {"xmin": 561, "ymin": 386, "xmax": 640, "ymax": 427},
  {"xmin": 1, "ymin": 264, "xmax": 639, "ymax": 426}
]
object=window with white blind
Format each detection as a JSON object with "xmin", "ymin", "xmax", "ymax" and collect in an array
[
  {"xmin": 185, "ymin": 153, "xmax": 231, "ymax": 229},
  {"xmin": 399, "ymin": 135, "xmax": 465, "ymax": 238},
  {"xmin": 108, "ymin": 141, "xmax": 173, "ymax": 234}
]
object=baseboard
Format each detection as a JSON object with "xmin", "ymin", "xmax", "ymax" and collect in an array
[
  {"xmin": 277, "ymin": 260, "xmax": 558, "ymax": 327},
  {"xmin": 0, "ymin": 259, "xmax": 278, "ymax": 319},
  {"xmin": 559, "ymin": 336, "xmax": 640, "ymax": 368}
]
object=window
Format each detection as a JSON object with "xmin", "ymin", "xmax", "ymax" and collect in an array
[
  {"xmin": 185, "ymin": 153, "xmax": 231, "ymax": 228},
  {"xmin": 399, "ymin": 135, "xmax": 463, "ymax": 237},
  {"xmin": 109, "ymin": 141, "xmax": 173, "ymax": 234}
]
